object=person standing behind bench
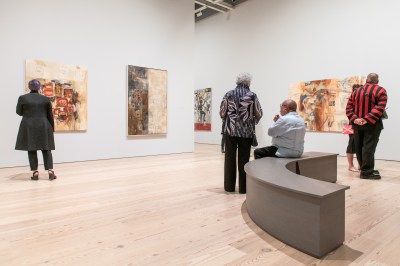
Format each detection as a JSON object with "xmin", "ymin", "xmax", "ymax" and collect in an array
[
  {"xmin": 346, "ymin": 73, "xmax": 387, "ymax": 180},
  {"xmin": 254, "ymin": 99, "xmax": 305, "ymax": 159},
  {"xmin": 15, "ymin": 79, "xmax": 57, "ymax": 181},
  {"xmin": 346, "ymin": 84, "xmax": 362, "ymax": 172},
  {"xmin": 220, "ymin": 72, "xmax": 263, "ymax": 193}
]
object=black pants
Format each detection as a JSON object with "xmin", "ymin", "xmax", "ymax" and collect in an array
[
  {"xmin": 353, "ymin": 122, "xmax": 382, "ymax": 176},
  {"xmin": 254, "ymin": 146, "xmax": 278, "ymax": 159},
  {"xmin": 224, "ymin": 136, "xmax": 252, "ymax": 193},
  {"xmin": 28, "ymin": 150, "xmax": 53, "ymax": 171}
]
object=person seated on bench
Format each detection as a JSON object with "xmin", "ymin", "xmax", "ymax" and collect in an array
[{"xmin": 254, "ymin": 99, "xmax": 306, "ymax": 159}]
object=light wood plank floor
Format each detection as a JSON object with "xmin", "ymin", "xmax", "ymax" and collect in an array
[{"xmin": 1, "ymin": 144, "xmax": 400, "ymax": 266}]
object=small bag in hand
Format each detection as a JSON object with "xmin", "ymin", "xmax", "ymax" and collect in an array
[
  {"xmin": 252, "ymin": 134, "xmax": 258, "ymax": 147},
  {"xmin": 342, "ymin": 125, "xmax": 354, "ymax": 135},
  {"xmin": 252, "ymin": 118, "xmax": 258, "ymax": 147}
]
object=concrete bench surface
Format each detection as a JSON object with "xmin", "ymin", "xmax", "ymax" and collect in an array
[
  {"xmin": 245, "ymin": 152, "xmax": 349, "ymax": 198},
  {"xmin": 244, "ymin": 152, "xmax": 350, "ymax": 258}
]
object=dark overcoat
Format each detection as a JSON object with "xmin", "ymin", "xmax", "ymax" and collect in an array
[{"xmin": 15, "ymin": 91, "xmax": 55, "ymax": 151}]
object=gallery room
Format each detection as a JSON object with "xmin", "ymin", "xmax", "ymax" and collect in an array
[{"xmin": 0, "ymin": 0, "xmax": 399, "ymax": 265}]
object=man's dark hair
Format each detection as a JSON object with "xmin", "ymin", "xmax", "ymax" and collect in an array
[
  {"xmin": 352, "ymin": 84, "xmax": 362, "ymax": 91},
  {"xmin": 286, "ymin": 99, "xmax": 297, "ymax": 112},
  {"xmin": 28, "ymin": 79, "xmax": 41, "ymax": 91}
]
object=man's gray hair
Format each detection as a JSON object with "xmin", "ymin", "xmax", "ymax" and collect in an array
[
  {"xmin": 236, "ymin": 72, "xmax": 253, "ymax": 86},
  {"xmin": 366, "ymin": 73, "xmax": 379, "ymax": 84}
]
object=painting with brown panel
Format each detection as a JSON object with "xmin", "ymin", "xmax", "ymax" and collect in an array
[{"xmin": 127, "ymin": 65, "xmax": 167, "ymax": 136}]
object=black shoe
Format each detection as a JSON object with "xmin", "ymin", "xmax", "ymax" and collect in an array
[
  {"xmin": 373, "ymin": 170, "xmax": 380, "ymax": 174},
  {"xmin": 360, "ymin": 172, "xmax": 381, "ymax": 180},
  {"xmin": 31, "ymin": 171, "xmax": 39, "ymax": 181},
  {"xmin": 48, "ymin": 170, "xmax": 57, "ymax": 181}
]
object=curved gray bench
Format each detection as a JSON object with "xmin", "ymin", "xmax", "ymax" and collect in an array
[{"xmin": 244, "ymin": 152, "xmax": 350, "ymax": 258}]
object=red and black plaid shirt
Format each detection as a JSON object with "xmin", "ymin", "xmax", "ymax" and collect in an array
[{"xmin": 346, "ymin": 83, "xmax": 387, "ymax": 124}]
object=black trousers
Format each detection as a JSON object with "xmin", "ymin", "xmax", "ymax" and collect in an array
[
  {"xmin": 221, "ymin": 134, "xmax": 226, "ymax": 151},
  {"xmin": 224, "ymin": 136, "xmax": 252, "ymax": 193},
  {"xmin": 353, "ymin": 122, "xmax": 382, "ymax": 176},
  {"xmin": 254, "ymin": 146, "xmax": 278, "ymax": 159},
  {"xmin": 28, "ymin": 150, "xmax": 53, "ymax": 171}
]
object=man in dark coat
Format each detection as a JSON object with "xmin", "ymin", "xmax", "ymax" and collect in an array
[{"xmin": 15, "ymin": 79, "xmax": 57, "ymax": 180}]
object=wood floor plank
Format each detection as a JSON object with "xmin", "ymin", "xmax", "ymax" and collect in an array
[{"xmin": 1, "ymin": 144, "xmax": 399, "ymax": 265}]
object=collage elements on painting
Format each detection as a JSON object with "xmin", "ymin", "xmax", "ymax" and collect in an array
[
  {"xmin": 127, "ymin": 65, "xmax": 167, "ymax": 136},
  {"xmin": 289, "ymin": 75, "xmax": 366, "ymax": 132},
  {"xmin": 26, "ymin": 59, "xmax": 88, "ymax": 131}
]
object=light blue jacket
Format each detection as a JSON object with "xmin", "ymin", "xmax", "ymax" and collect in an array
[{"xmin": 268, "ymin": 112, "xmax": 306, "ymax": 158}]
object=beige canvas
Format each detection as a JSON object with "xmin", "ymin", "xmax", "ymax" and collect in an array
[
  {"xmin": 127, "ymin": 66, "xmax": 167, "ymax": 136},
  {"xmin": 289, "ymin": 76, "xmax": 366, "ymax": 132},
  {"xmin": 25, "ymin": 59, "xmax": 88, "ymax": 131}
]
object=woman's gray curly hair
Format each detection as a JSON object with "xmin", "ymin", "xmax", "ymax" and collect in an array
[{"xmin": 236, "ymin": 72, "xmax": 252, "ymax": 86}]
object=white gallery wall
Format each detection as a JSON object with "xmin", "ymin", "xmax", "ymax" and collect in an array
[
  {"xmin": 195, "ymin": 0, "xmax": 400, "ymax": 161},
  {"xmin": 0, "ymin": 0, "xmax": 194, "ymax": 168}
]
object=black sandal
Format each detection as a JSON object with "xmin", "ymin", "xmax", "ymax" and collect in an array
[
  {"xmin": 48, "ymin": 170, "xmax": 57, "ymax": 181},
  {"xmin": 31, "ymin": 171, "xmax": 39, "ymax": 181}
]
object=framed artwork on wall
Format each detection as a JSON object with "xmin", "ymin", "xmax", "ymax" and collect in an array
[
  {"xmin": 194, "ymin": 88, "xmax": 212, "ymax": 131},
  {"xmin": 25, "ymin": 59, "xmax": 88, "ymax": 131},
  {"xmin": 127, "ymin": 65, "xmax": 167, "ymax": 136},
  {"xmin": 289, "ymin": 75, "xmax": 366, "ymax": 132}
]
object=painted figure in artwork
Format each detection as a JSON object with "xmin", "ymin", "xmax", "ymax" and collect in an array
[
  {"xmin": 194, "ymin": 88, "xmax": 212, "ymax": 131},
  {"xmin": 290, "ymin": 76, "xmax": 366, "ymax": 132}
]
